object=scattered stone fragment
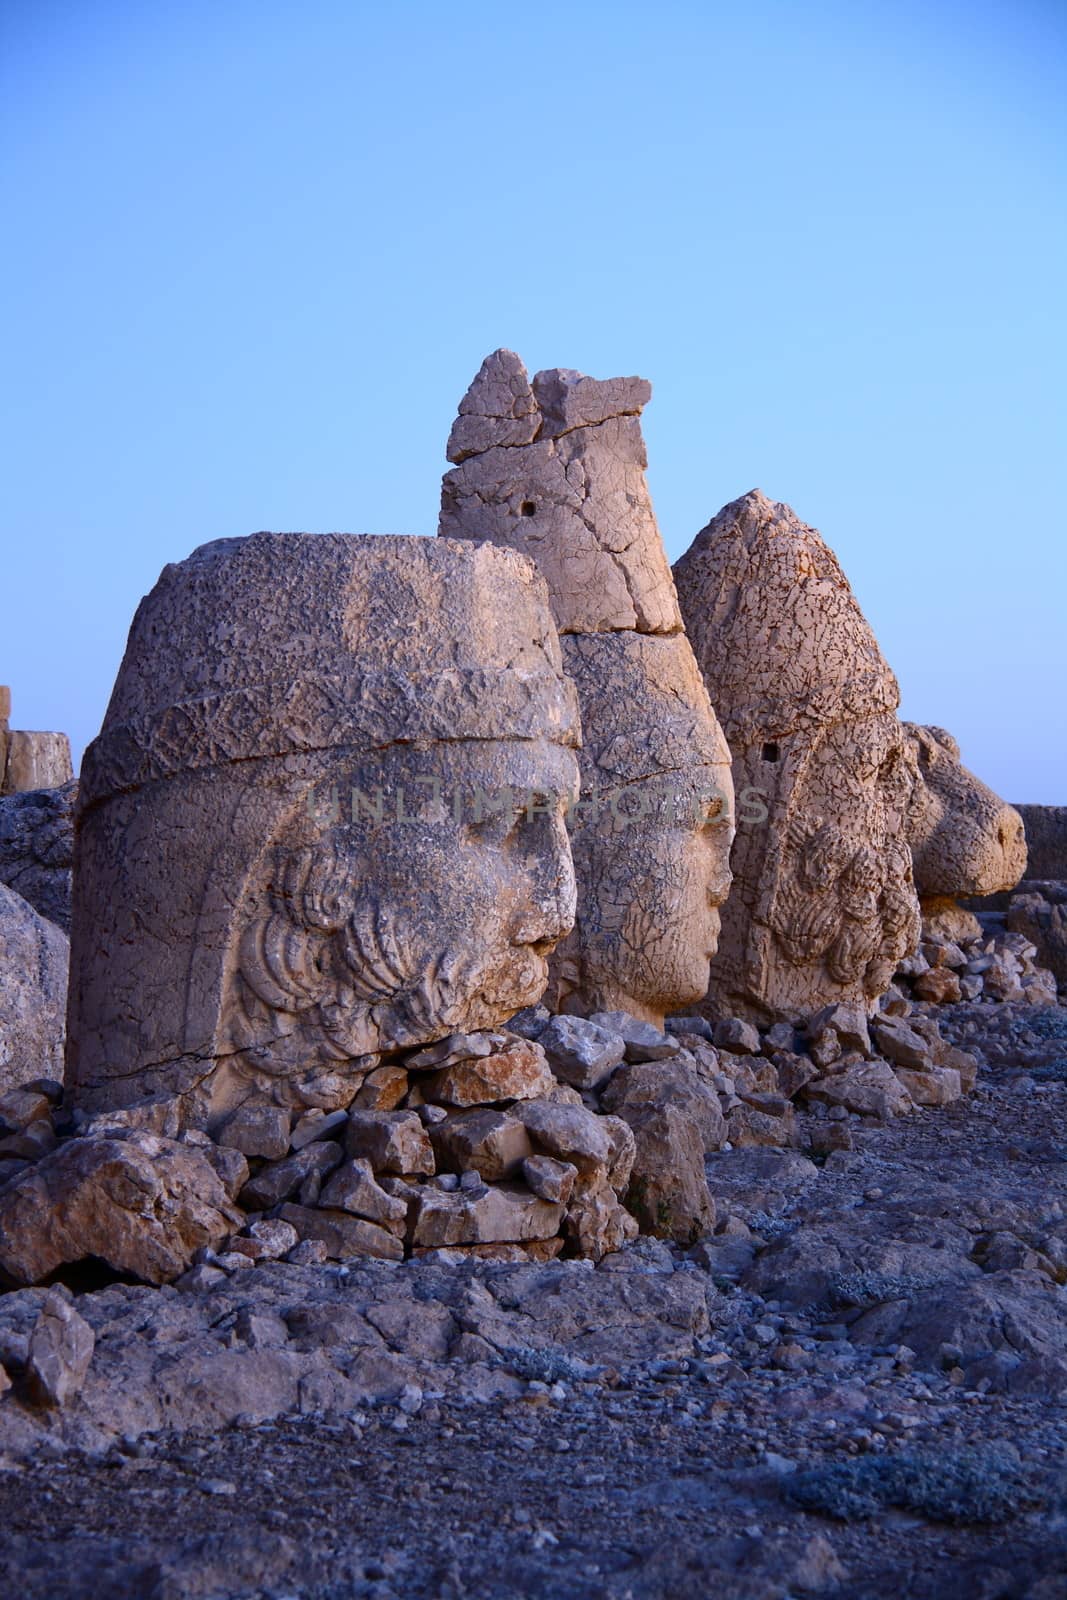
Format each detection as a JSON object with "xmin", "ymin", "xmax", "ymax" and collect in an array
[
  {"xmin": 352, "ymin": 1065, "xmax": 409, "ymax": 1111},
  {"xmin": 521, "ymin": 1154, "xmax": 577, "ymax": 1204},
  {"xmin": 588, "ymin": 1011, "xmax": 680, "ymax": 1062},
  {"xmin": 537, "ymin": 1015, "xmax": 626, "ymax": 1089},
  {"xmin": 621, "ymin": 1104, "xmax": 715, "ymax": 1243},
  {"xmin": 237, "ymin": 1141, "xmax": 343, "ymax": 1210},
  {"xmin": 601, "ymin": 1059, "xmax": 726, "ymax": 1153},
  {"xmin": 217, "ymin": 1103, "xmax": 290, "ymax": 1161},
  {"xmin": 870, "ymin": 1015, "xmax": 932, "ymax": 1070},
  {"xmin": 514, "ymin": 1100, "xmax": 611, "ymax": 1176},
  {"xmin": 409, "ymin": 1183, "xmax": 562, "ymax": 1248},
  {"xmin": 805, "ymin": 1061, "xmax": 915, "ymax": 1119},
  {"xmin": 345, "ymin": 1111, "xmax": 434, "ymax": 1176},
  {"xmin": 277, "ymin": 1203, "xmax": 404, "ymax": 1261},
  {"xmin": 893, "ymin": 1066, "xmax": 963, "ymax": 1106},
  {"xmin": 429, "ymin": 1109, "xmax": 533, "ymax": 1182},
  {"xmin": 423, "ymin": 1039, "xmax": 554, "ymax": 1107},
  {"xmin": 318, "ymin": 1158, "xmax": 410, "ymax": 1231},
  {"xmin": 714, "ymin": 1017, "xmax": 761, "ymax": 1056},
  {"xmin": 26, "ymin": 1290, "xmax": 94, "ymax": 1407}
]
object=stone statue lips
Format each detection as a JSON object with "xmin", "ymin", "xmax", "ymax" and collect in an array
[{"xmin": 66, "ymin": 533, "xmax": 582, "ymax": 1118}]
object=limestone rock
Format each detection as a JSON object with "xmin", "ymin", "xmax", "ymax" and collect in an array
[
  {"xmin": 237, "ymin": 1140, "xmax": 342, "ymax": 1210},
  {"xmin": 600, "ymin": 1114, "xmax": 637, "ymax": 1194},
  {"xmin": 345, "ymin": 1110, "xmax": 434, "ymax": 1176},
  {"xmin": 521, "ymin": 1153, "xmax": 577, "ymax": 1204},
  {"xmin": 0, "ymin": 780, "xmax": 76, "ymax": 931},
  {"xmin": 563, "ymin": 1173, "xmax": 639, "ymax": 1261},
  {"xmin": 513, "ymin": 1098, "xmax": 611, "ymax": 1176},
  {"xmin": 587, "ymin": 1010, "xmax": 680, "ymax": 1062},
  {"xmin": 26, "ymin": 1291, "xmax": 95, "ymax": 1406},
  {"xmin": 423, "ymin": 1038, "xmax": 554, "ymax": 1106},
  {"xmin": 428, "ymin": 1108, "xmax": 533, "ymax": 1181},
  {"xmin": 804, "ymin": 1061, "xmax": 915, "ymax": 1119},
  {"xmin": 893, "ymin": 1065, "xmax": 962, "ymax": 1106},
  {"xmin": 277, "ymin": 1202, "xmax": 404, "ymax": 1261},
  {"xmin": 870, "ymin": 1014, "xmax": 932, "ymax": 1070},
  {"xmin": 0, "ymin": 881, "xmax": 69, "ymax": 1096},
  {"xmin": 0, "ymin": 1134, "xmax": 240, "ymax": 1286},
  {"xmin": 445, "ymin": 348, "xmax": 541, "ymax": 464},
  {"xmin": 409, "ymin": 1182, "xmax": 562, "ymax": 1248},
  {"xmin": 218, "ymin": 1103, "xmax": 291, "ymax": 1161},
  {"xmin": 713, "ymin": 1017, "xmax": 760, "ymax": 1056},
  {"xmin": 619, "ymin": 1103, "xmax": 715, "ymax": 1244},
  {"xmin": 2, "ymin": 731, "xmax": 73, "ymax": 796},
  {"xmin": 352, "ymin": 1064, "xmax": 409, "ymax": 1111},
  {"xmin": 674, "ymin": 490, "xmax": 921, "ymax": 1022},
  {"xmin": 317, "ymin": 1158, "xmax": 409, "ymax": 1231},
  {"xmin": 66, "ymin": 534, "xmax": 580, "ymax": 1123},
  {"xmin": 601, "ymin": 1059, "xmax": 726, "ymax": 1153},
  {"xmin": 537, "ymin": 1014, "xmax": 625, "ymax": 1089},
  {"xmin": 904, "ymin": 724, "xmax": 1027, "ymax": 900}
]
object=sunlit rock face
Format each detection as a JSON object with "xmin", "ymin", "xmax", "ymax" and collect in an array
[
  {"xmin": 66, "ymin": 534, "xmax": 580, "ymax": 1123},
  {"xmin": 674, "ymin": 490, "xmax": 921, "ymax": 1024},
  {"xmin": 440, "ymin": 352, "xmax": 734, "ymax": 1027}
]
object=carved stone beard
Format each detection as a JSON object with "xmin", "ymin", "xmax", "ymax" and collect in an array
[{"xmin": 224, "ymin": 830, "xmax": 550, "ymax": 1093}]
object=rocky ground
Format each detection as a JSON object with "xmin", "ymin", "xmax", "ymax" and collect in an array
[{"xmin": 0, "ymin": 999, "xmax": 1064, "ymax": 1598}]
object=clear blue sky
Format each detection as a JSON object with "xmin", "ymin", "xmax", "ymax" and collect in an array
[{"xmin": 3, "ymin": 0, "xmax": 1064, "ymax": 800}]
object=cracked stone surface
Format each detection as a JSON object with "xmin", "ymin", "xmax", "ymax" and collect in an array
[
  {"xmin": 674, "ymin": 490, "xmax": 921, "ymax": 1024},
  {"xmin": 65, "ymin": 534, "xmax": 581, "ymax": 1124},
  {"xmin": 440, "ymin": 353, "xmax": 734, "ymax": 1026},
  {"xmin": 0, "ymin": 881, "xmax": 68, "ymax": 1095}
]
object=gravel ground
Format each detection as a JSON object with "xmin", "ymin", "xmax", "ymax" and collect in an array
[{"xmin": 1, "ymin": 998, "xmax": 1065, "ymax": 1600}]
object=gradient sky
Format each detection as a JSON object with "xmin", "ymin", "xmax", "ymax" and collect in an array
[{"xmin": 3, "ymin": 0, "xmax": 1065, "ymax": 800}]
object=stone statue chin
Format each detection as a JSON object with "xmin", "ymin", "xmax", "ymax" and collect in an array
[{"xmin": 66, "ymin": 534, "xmax": 580, "ymax": 1123}]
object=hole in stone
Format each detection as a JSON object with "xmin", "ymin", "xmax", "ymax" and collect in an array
[
  {"xmin": 762, "ymin": 742, "xmax": 780, "ymax": 763},
  {"xmin": 520, "ymin": 501, "xmax": 537, "ymax": 517}
]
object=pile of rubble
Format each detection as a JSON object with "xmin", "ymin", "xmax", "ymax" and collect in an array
[
  {"xmin": 0, "ymin": 990, "xmax": 995, "ymax": 1294},
  {"xmin": 893, "ymin": 920, "xmax": 1059, "ymax": 1009}
]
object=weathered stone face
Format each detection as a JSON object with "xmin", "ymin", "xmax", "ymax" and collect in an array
[
  {"xmin": 903, "ymin": 723, "xmax": 1027, "ymax": 899},
  {"xmin": 548, "ymin": 632, "xmax": 733, "ymax": 1023},
  {"xmin": 440, "ymin": 352, "xmax": 734, "ymax": 1027},
  {"xmin": 674, "ymin": 490, "xmax": 921, "ymax": 1023},
  {"xmin": 66, "ymin": 534, "xmax": 580, "ymax": 1122}
]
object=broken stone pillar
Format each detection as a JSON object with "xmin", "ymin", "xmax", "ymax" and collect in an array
[
  {"xmin": 674, "ymin": 490, "xmax": 921, "ymax": 1024},
  {"xmin": 67, "ymin": 534, "xmax": 580, "ymax": 1124},
  {"xmin": 2, "ymin": 731, "xmax": 73, "ymax": 795},
  {"xmin": 903, "ymin": 723, "xmax": 1027, "ymax": 940},
  {"xmin": 440, "ymin": 352, "xmax": 734, "ymax": 1027}
]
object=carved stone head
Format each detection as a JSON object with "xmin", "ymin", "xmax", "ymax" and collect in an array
[
  {"xmin": 67, "ymin": 535, "xmax": 580, "ymax": 1120},
  {"xmin": 674, "ymin": 490, "xmax": 922, "ymax": 1023},
  {"xmin": 904, "ymin": 723, "xmax": 1027, "ymax": 900},
  {"xmin": 440, "ymin": 351, "xmax": 735, "ymax": 1027}
]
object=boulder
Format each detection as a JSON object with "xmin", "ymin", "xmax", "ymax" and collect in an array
[
  {"xmin": 587, "ymin": 1011, "xmax": 680, "ymax": 1062},
  {"xmin": 237, "ymin": 1140, "xmax": 343, "ymax": 1210},
  {"xmin": 0, "ymin": 1134, "xmax": 240, "ymax": 1286},
  {"xmin": 513, "ymin": 1098, "xmax": 611, "ymax": 1176},
  {"xmin": 564, "ymin": 1173, "xmax": 639, "ymax": 1261},
  {"xmin": 2, "ymin": 731, "xmax": 73, "ymax": 796},
  {"xmin": 277, "ymin": 1202, "xmax": 404, "ymax": 1261},
  {"xmin": 409, "ymin": 1182, "xmax": 562, "ymax": 1248},
  {"xmin": 345, "ymin": 1111, "xmax": 435, "ymax": 1176},
  {"xmin": 619, "ymin": 1103, "xmax": 715, "ymax": 1243},
  {"xmin": 217, "ymin": 1103, "xmax": 291, "ymax": 1161},
  {"xmin": 317, "ymin": 1158, "xmax": 409, "ymax": 1231},
  {"xmin": 423, "ymin": 1038, "xmax": 554, "ymax": 1106},
  {"xmin": 537, "ymin": 1014, "xmax": 625, "ymax": 1089},
  {"xmin": 521, "ymin": 1154, "xmax": 577, "ymax": 1204},
  {"xmin": 870, "ymin": 1014, "xmax": 933, "ymax": 1070},
  {"xmin": 601, "ymin": 1059, "xmax": 726, "ymax": 1152},
  {"xmin": 805, "ymin": 1061, "xmax": 915, "ymax": 1119},
  {"xmin": 428, "ymin": 1108, "xmax": 533, "ymax": 1181}
]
